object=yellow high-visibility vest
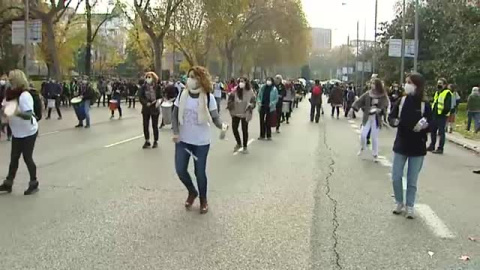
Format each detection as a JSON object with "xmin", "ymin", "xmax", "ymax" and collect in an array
[{"xmin": 432, "ymin": 89, "xmax": 453, "ymax": 116}]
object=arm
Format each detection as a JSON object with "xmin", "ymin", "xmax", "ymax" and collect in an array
[
  {"xmin": 172, "ymin": 105, "xmax": 180, "ymax": 135},
  {"xmin": 352, "ymin": 92, "xmax": 367, "ymax": 111},
  {"xmin": 209, "ymin": 109, "xmax": 223, "ymax": 129},
  {"xmin": 443, "ymin": 92, "xmax": 452, "ymax": 115},
  {"xmin": 138, "ymin": 85, "xmax": 148, "ymax": 106},
  {"xmin": 248, "ymin": 94, "xmax": 257, "ymax": 111}
]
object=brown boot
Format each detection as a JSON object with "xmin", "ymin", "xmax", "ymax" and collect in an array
[
  {"xmin": 185, "ymin": 192, "xmax": 198, "ymax": 209},
  {"xmin": 200, "ymin": 198, "xmax": 208, "ymax": 214}
]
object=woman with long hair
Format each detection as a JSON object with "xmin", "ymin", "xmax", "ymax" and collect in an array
[
  {"xmin": 353, "ymin": 78, "xmax": 389, "ymax": 161},
  {"xmin": 138, "ymin": 72, "xmax": 162, "ymax": 149},
  {"xmin": 388, "ymin": 73, "xmax": 432, "ymax": 219},
  {"xmin": 227, "ymin": 77, "xmax": 256, "ymax": 153},
  {"xmin": 172, "ymin": 66, "xmax": 227, "ymax": 214},
  {"xmin": 257, "ymin": 77, "xmax": 279, "ymax": 140},
  {"xmin": 0, "ymin": 69, "xmax": 39, "ymax": 195}
]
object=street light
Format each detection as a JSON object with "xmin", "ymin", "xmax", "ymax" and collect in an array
[
  {"xmin": 414, "ymin": 0, "xmax": 419, "ymax": 72},
  {"xmin": 24, "ymin": 0, "xmax": 29, "ymax": 78}
]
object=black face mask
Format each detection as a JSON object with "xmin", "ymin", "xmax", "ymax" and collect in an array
[{"xmin": 437, "ymin": 85, "xmax": 443, "ymax": 90}]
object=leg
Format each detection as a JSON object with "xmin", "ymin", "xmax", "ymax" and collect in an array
[
  {"xmin": 21, "ymin": 133, "xmax": 38, "ymax": 183},
  {"xmin": 175, "ymin": 142, "xmax": 197, "ymax": 195},
  {"xmin": 360, "ymin": 119, "xmax": 372, "ymax": 151},
  {"xmin": 151, "ymin": 114, "xmax": 160, "ymax": 142},
  {"xmin": 266, "ymin": 111, "xmax": 272, "ymax": 138},
  {"xmin": 405, "ymin": 156, "xmax": 425, "ymax": 207},
  {"xmin": 437, "ymin": 116, "xmax": 447, "ymax": 150},
  {"xmin": 133, "ymin": 98, "xmax": 135, "ymax": 108},
  {"xmin": 371, "ymin": 123, "xmax": 380, "ymax": 157},
  {"xmin": 259, "ymin": 107, "xmax": 266, "ymax": 138},
  {"xmin": 192, "ymin": 144, "xmax": 210, "ymax": 200},
  {"xmin": 391, "ymin": 153, "xmax": 408, "ymax": 205},
  {"xmin": 241, "ymin": 118, "xmax": 248, "ymax": 148},
  {"xmin": 143, "ymin": 113, "xmax": 151, "ymax": 142},
  {"xmin": 47, "ymin": 108, "xmax": 52, "ymax": 118},
  {"xmin": 232, "ymin": 116, "xmax": 241, "ymax": 146},
  {"xmin": 429, "ymin": 118, "xmax": 439, "ymax": 149},
  {"xmin": 276, "ymin": 106, "xmax": 281, "ymax": 131},
  {"xmin": 215, "ymin": 97, "xmax": 221, "ymax": 113},
  {"xmin": 84, "ymin": 100, "xmax": 91, "ymax": 126},
  {"xmin": 55, "ymin": 97, "xmax": 62, "ymax": 118},
  {"xmin": 336, "ymin": 107, "xmax": 340, "ymax": 118},
  {"xmin": 5, "ymin": 136, "xmax": 23, "ymax": 185},
  {"xmin": 315, "ymin": 104, "xmax": 321, "ymax": 123},
  {"xmin": 118, "ymin": 103, "xmax": 123, "ymax": 117},
  {"xmin": 467, "ymin": 112, "xmax": 473, "ymax": 131},
  {"xmin": 474, "ymin": 112, "xmax": 480, "ymax": 132},
  {"xmin": 310, "ymin": 103, "xmax": 315, "ymax": 122},
  {"xmin": 331, "ymin": 105, "xmax": 335, "ymax": 117}
]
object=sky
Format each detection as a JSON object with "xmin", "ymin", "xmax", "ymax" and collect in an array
[{"xmin": 301, "ymin": 0, "xmax": 400, "ymax": 46}]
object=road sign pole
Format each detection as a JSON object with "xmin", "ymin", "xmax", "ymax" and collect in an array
[
  {"xmin": 373, "ymin": 0, "xmax": 378, "ymax": 74},
  {"xmin": 414, "ymin": 0, "xmax": 419, "ymax": 72},
  {"xmin": 24, "ymin": 0, "xmax": 29, "ymax": 78},
  {"xmin": 400, "ymin": 0, "xmax": 406, "ymax": 85}
]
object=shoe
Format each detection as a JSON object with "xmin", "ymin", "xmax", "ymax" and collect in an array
[
  {"xmin": 473, "ymin": 170, "xmax": 480, "ymax": 174},
  {"xmin": 373, "ymin": 155, "xmax": 379, "ymax": 162},
  {"xmin": 24, "ymin": 182, "xmax": 39, "ymax": 195},
  {"xmin": 392, "ymin": 203, "xmax": 404, "ymax": 215},
  {"xmin": 367, "ymin": 140, "xmax": 371, "ymax": 145},
  {"xmin": 84, "ymin": 125, "xmax": 90, "ymax": 129},
  {"xmin": 185, "ymin": 192, "xmax": 198, "ymax": 208},
  {"xmin": 233, "ymin": 145, "xmax": 242, "ymax": 152},
  {"xmin": 357, "ymin": 148, "xmax": 364, "ymax": 156},
  {"xmin": 200, "ymin": 198, "xmax": 208, "ymax": 214},
  {"xmin": 110, "ymin": 115, "xmax": 114, "ymax": 119},
  {"xmin": 75, "ymin": 124, "xmax": 83, "ymax": 128},
  {"xmin": 152, "ymin": 141, "xmax": 158, "ymax": 149},
  {"xmin": 143, "ymin": 141, "xmax": 151, "ymax": 149},
  {"xmin": 258, "ymin": 137, "xmax": 265, "ymax": 141},
  {"xmin": 242, "ymin": 148, "xmax": 249, "ymax": 154},
  {"xmin": 276, "ymin": 129, "xmax": 280, "ymax": 134},
  {"xmin": 0, "ymin": 183, "xmax": 12, "ymax": 194},
  {"xmin": 266, "ymin": 137, "xmax": 272, "ymax": 141},
  {"xmin": 405, "ymin": 206, "xmax": 415, "ymax": 219},
  {"xmin": 286, "ymin": 121, "xmax": 290, "ymax": 124},
  {"xmin": 57, "ymin": 117, "xmax": 62, "ymax": 120},
  {"xmin": 432, "ymin": 149, "xmax": 443, "ymax": 154},
  {"xmin": 426, "ymin": 146, "xmax": 434, "ymax": 152}
]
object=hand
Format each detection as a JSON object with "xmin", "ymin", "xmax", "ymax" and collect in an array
[
  {"xmin": 172, "ymin": 135, "xmax": 179, "ymax": 143},
  {"xmin": 147, "ymin": 102, "xmax": 151, "ymax": 106}
]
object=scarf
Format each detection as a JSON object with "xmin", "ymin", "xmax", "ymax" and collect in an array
[{"xmin": 178, "ymin": 88, "xmax": 212, "ymax": 125}]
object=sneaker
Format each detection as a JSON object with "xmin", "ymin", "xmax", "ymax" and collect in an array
[
  {"xmin": 473, "ymin": 170, "xmax": 480, "ymax": 174},
  {"xmin": 276, "ymin": 129, "xmax": 280, "ymax": 134},
  {"xmin": 357, "ymin": 148, "xmax": 364, "ymax": 156},
  {"xmin": 152, "ymin": 141, "xmax": 158, "ymax": 149},
  {"xmin": 84, "ymin": 125, "xmax": 90, "ymax": 129},
  {"xmin": 233, "ymin": 145, "xmax": 242, "ymax": 152},
  {"xmin": 432, "ymin": 149, "xmax": 443, "ymax": 154},
  {"xmin": 406, "ymin": 206, "xmax": 415, "ymax": 219},
  {"xmin": 373, "ymin": 155, "xmax": 379, "ymax": 162},
  {"xmin": 75, "ymin": 124, "xmax": 83, "ymax": 128},
  {"xmin": 392, "ymin": 203, "xmax": 404, "ymax": 215},
  {"xmin": 242, "ymin": 148, "xmax": 249, "ymax": 154},
  {"xmin": 24, "ymin": 182, "xmax": 39, "ymax": 195},
  {"xmin": 426, "ymin": 145, "xmax": 434, "ymax": 152},
  {"xmin": 0, "ymin": 183, "xmax": 12, "ymax": 194},
  {"xmin": 57, "ymin": 117, "xmax": 62, "ymax": 120},
  {"xmin": 367, "ymin": 140, "xmax": 371, "ymax": 145},
  {"xmin": 143, "ymin": 141, "xmax": 151, "ymax": 149}
]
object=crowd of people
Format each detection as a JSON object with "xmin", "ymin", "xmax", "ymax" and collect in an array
[{"xmin": 0, "ymin": 66, "xmax": 479, "ymax": 218}]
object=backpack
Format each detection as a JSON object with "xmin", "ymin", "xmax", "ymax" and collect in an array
[
  {"xmin": 29, "ymin": 89, "xmax": 43, "ymax": 121},
  {"xmin": 312, "ymin": 85, "xmax": 321, "ymax": 96}
]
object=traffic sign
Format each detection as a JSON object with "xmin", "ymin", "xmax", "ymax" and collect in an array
[{"xmin": 388, "ymin": 39, "xmax": 417, "ymax": 58}]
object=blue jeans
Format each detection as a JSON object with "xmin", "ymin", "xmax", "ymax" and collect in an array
[
  {"xmin": 467, "ymin": 112, "xmax": 480, "ymax": 131},
  {"xmin": 79, "ymin": 100, "xmax": 91, "ymax": 126},
  {"xmin": 429, "ymin": 115, "xmax": 447, "ymax": 150},
  {"xmin": 175, "ymin": 142, "xmax": 210, "ymax": 199},
  {"xmin": 392, "ymin": 153, "xmax": 424, "ymax": 207}
]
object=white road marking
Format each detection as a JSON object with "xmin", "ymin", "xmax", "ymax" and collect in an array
[
  {"xmin": 377, "ymin": 156, "xmax": 393, "ymax": 167},
  {"xmin": 40, "ymin": 131, "xmax": 60, "ymax": 136},
  {"xmin": 348, "ymin": 120, "xmax": 356, "ymax": 124},
  {"xmin": 104, "ymin": 135, "xmax": 144, "ymax": 148},
  {"xmin": 388, "ymin": 173, "xmax": 407, "ymax": 191},
  {"xmin": 233, "ymin": 138, "xmax": 255, "ymax": 155},
  {"xmin": 415, "ymin": 204, "xmax": 455, "ymax": 239},
  {"xmin": 350, "ymin": 124, "xmax": 359, "ymax": 129}
]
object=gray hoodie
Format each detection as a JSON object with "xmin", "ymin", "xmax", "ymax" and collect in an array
[{"xmin": 353, "ymin": 90, "xmax": 389, "ymax": 126}]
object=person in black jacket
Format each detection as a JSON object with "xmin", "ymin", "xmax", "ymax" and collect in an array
[
  {"xmin": 389, "ymin": 73, "xmax": 432, "ymax": 219},
  {"xmin": 427, "ymin": 78, "xmax": 452, "ymax": 154},
  {"xmin": 127, "ymin": 81, "xmax": 138, "ymax": 108},
  {"xmin": 274, "ymin": 74, "xmax": 286, "ymax": 133},
  {"xmin": 45, "ymin": 80, "xmax": 63, "ymax": 120},
  {"xmin": 75, "ymin": 79, "xmax": 94, "ymax": 128},
  {"xmin": 138, "ymin": 72, "xmax": 162, "ymax": 149}
]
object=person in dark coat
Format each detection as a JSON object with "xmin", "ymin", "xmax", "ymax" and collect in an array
[
  {"xmin": 138, "ymin": 72, "xmax": 162, "ymax": 149},
  {"xmin": 329, "ymin": 82, "xmax": 343, "ymax": 119}
]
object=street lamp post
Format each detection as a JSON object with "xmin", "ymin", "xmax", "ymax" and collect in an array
[
  {"xmin": 414, "ymin": 0, "xmax": 419, "ymax": 72},
  {"xmin": 373, "ymin": 0, "xmax": 378, "ymax": 74},
  {"xmin": 24, "ymin": 0, "xmax": 29, "ymax": 78},
  {"xmin": 400, "ymin": 0, "xmax": 406, "ymax": 85}
]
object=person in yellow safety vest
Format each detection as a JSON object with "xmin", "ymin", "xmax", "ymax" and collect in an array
[{"xmin": 427, "ymin": 78, "xmax": 453, "ymax": 154}]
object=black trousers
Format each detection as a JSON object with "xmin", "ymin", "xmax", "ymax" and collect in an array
[
  {"xmin": 259, "ymin": 106, "xmax": 272, "ymax": 139},
  {"xmin": 143, "ymin": 113, "xmax": 159, "ymax": 142},
  {"xmin": 276, "ymin": 105, "xmax": 282, "ymax": 130},
  {"xmin": 97, "ymin": 92, "xmax": 106, "ymax": 107},
  {"xmin": 344, "ymin": 103, "xmax": 356, "ymax": 118},
  {"xmin": 310, "ymin": 103, "xmax": 321, "ymax": 122},
  {"xmin": 232, "ymin": 116, "xmax": 248, "ymax": 147},
  {"xmin": 128, "ymin": 97, "xmax": 136, "ymax": 108},
  {"xmin": 47, "ymin": 97, "xmax": 62, "ymax": 118},
  {"xmin": 6, "ymin": 132, "xmax": 38, "ymax": 184},
  {"xmin": 331, "ymin": 106, "xmax": 340, "ymax": 117}
]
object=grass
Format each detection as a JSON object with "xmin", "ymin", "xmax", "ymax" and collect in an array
[{"xmin": 454, "ymin": 103, "xmax": 480, "ymax": 140}]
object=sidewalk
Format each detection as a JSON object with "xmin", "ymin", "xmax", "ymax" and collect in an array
[{"xmin": 446, "ymin": 132, "xmax": 480, "ymax": 154}]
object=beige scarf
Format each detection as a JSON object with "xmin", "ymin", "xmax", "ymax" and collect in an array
[{"xmin": 178, "ymin": 88, "xmax": 212, "ymax": 125}]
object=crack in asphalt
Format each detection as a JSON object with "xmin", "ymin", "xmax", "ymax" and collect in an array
[{"xmin": 322, "ymin": 126, "xmax": 342, "ymax": 270}]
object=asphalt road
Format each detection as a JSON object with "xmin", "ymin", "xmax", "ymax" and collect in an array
[{"xmin": 0, "ymin": 99, "xmax": 479, "ymax": 270}]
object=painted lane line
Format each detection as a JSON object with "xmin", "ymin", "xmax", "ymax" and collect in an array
[
  {"xmin": 40, "ymin": 131, "xmax": 60, "ymax": 137},
  {"xmin": 350, "ymin": 124, "xmax": 359, "ymax": 129},
  {"xmin": 415, "ymin": 204, "xmax": 455, "ymax": 239},
  {"xmin": 233, "ymin": 138, "xmax": 255, "ymax": 155},
  {"xmin": 377, "ymin": 156, "xmax": 393, "ymax": 167},
  {"xmin": 387, "ymin": 173, "xmax": 407, "ymax": 191},
  {"xmin": 104, "ymin": 135, "xmax": 144, "ymax": 148}
]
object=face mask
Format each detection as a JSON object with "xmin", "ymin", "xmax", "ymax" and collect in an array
[
  {"xmin": 0, "ymin": 80, "xmax": 5, "ymax": 86},
  {"xmin": 404, "ymin": 83, "xmax": 416, "ymax": 95},
  {"xmin": 371, "ymin": 84, "xmax": 376, "ymax": 90},
  {"xmin": 266, "ymin": 81, "xmax": 272, "ymax": 86},
  {"xmin": 239, "ymin": 82, "xmax": 246, "ymax": 89},
  {"xmin": 146, "ymin": 78, "xmax": 153, "ymax": 84},
  {"xmin": 187, "ymin": 77, "xmax": 198, "ymax": 90}
]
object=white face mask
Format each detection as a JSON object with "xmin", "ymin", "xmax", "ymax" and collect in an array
[
  {"xmin": 239, "ymin": 82, "xmax": 246, "ymax": 89},
  {"xmin": 266, "ymin": 80, "xmax": 272, "ymax": 86},
  {"xmin": 187, "ymin": 77, "xmax": 198, "ymax": 90},
  {"xmin": 405, "ymin": 83, "xmax": 416, "ymax": 95},
  {"xmin": 146, "ymin": 78, "xmax": 153, "ymax": 84},
  {"xmin": 0, "ymin": 80, "xmax": 5, "ymax": 86}
]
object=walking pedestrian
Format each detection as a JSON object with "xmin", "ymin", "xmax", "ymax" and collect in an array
[
  {"xmin": 274, "ymin": 75, "xmax": 286, "ymax": 132},
  {"xmin": 257, "ymin": 77, "xmax": 279, "ymax": 140},
  {"xmin": 127, "ymin": 80, "xmax": 138, "ymax": 108},
  {"xmin": 45, "ymin": 79, "xmax": 62, "ymax": 120},
  {"xmin": 110, "ymin": 83, "xmax": 122, "ymax": 119},
  {"xmin": 446, "ymin": 84, "xmax": 460, "ymax": 133},
  {"xmin": 467, "ymin": 86, "xmax": 480, "ymax": 132},
  {"xmin": 328, "ymin": 82, "xmax": 343, "ymax": 119},
  {"xmin": 0, "ymin": 70, "xmax": 39, "ymax": 195},
  {"xmin": 171, "ymin": 66, "xmax": 227, "ymax": 214},
  {"xmin": 389, "ymin": 73, "xmax": 432, "ymax": 219},
  {"xmin": 353, "ymin": 78, "xmax": 389, "ymax": 161},
  {"xmin": 227, "ymin": 77, "xmax": 256, "ymax": 153},
  {"xmin": 427, "ymin": 78, "xmax": 453, "ymax": 154},
  {"xmin": 97, "ymin": 78, "xmax": 107, "ymax": 107},
  {"xmin": 344, "ymin": 85, "xmax": 356, "ymax": 119},
  {"xmin": 213, "ymin": 76, "xmax": 224, "ymax": 113},
  {"xmin": 75, "ymin": 79, "xmax": 94, "ymax": 128},
  {"xmin": 310, "ymin": 80, "xmax": 323, "ymax": 123},
  {"xmin": 139, "ymin": 72, "xmax": 162, "ymax": 149},
  {"xmin": 283, "ymin": 81, "xmax": 295, "ymax": 124}
]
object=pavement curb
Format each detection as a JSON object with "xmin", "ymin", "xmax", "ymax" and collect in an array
[{"xmin": 446, "ymin": 134, "xmax": 480, "ymax": 154}]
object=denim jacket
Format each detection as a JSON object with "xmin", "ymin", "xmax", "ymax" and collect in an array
[{"xmin": 256, "ymin": 85, "xmax": 279, "ymax": 112}]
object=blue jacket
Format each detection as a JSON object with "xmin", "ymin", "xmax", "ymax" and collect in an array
[{"xmin": 257, "ymin": 85, "xmax": 279, "ymax": 112}]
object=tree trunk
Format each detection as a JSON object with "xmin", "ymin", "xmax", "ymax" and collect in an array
[
  {"xmin": 85, "ymin": 0, "xmax": 93, "ymax": 77},
  {"xmin": 152, "ymin": 38, "xmax": 164, "ymax": 79},
  {"xmin": 226, "ymin": 49, "xmax": 234, "ymax": 79},
  {"xmin": 45, "ymin": 19, "xmax": 61, "ymax": 81}
]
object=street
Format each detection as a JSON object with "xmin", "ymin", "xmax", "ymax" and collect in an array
[{"xmin": 0, "ymin": 100, "xmax": 479, "ymax": 270}]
